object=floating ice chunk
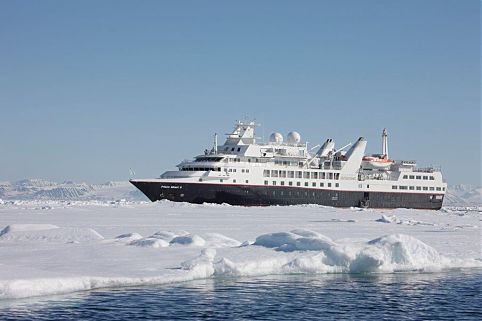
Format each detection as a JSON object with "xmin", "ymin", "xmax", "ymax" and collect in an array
[
  {"xmin": 128, "ymin": 237, "xmax": 169, "ymax": 248},
  {"xmin": 170, "ymin": 234, "xmax": 206, "ymax": 246}
]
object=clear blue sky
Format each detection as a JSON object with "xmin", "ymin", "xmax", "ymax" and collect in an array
[{"xmin": 0, "ymin": 0, "xmax": 480, "ymax": 185}]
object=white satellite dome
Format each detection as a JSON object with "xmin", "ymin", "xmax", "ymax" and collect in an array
[
  {"xmin": 287, "ymin": 131, "xmax": 301, "ymax": 144},
  {"xmin": 269, "ymin": 132, "xmax": 283, "ymax": 144}
]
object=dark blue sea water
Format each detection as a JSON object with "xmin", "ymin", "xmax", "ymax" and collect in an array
[{"xmin": 1, "ymin": 270, "xmax": 481, "ymax": 320}]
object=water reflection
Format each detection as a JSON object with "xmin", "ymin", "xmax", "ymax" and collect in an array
[{"xmin": 1, "ymin": 270, "xmax": 481, "ymax": 320}]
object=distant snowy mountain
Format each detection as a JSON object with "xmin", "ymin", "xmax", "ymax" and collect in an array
[
  {"xmin": 0, "ymin": 179, "xmax": 147, "ymax": 201},
  {"xmin": 445, "ymin": 184, "xmax": 482, "ymax": 206}
]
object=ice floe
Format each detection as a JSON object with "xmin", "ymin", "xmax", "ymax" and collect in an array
[{"xmin": 0, "ymin": 200, "xmax": 479, "ymax": 300}]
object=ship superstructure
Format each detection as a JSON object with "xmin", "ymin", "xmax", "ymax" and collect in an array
[{"xmin": 131, "ymin": 121, "xmax": 446, "ymax": 209}]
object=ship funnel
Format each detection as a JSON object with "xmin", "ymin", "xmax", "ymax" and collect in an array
[
  {"xmin": 316, "ymin": 139, "xmax": 335, "ymax": 158},
  {"xmin": 382, "ymin": 128, "xmax": 388, "ymax": 158},
  {"xmin": 342, "ymin": 137, "xmax": 367, "ymax": 173}
]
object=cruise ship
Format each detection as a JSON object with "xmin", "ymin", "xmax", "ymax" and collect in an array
[{"xmin": 131, "ymin": 121, "xmax": 446, "ymax": 209}]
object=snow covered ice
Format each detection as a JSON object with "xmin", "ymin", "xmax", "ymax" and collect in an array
[{"xmin": 0, "ymin": 200, "xmax": 480, "ymax": 299}]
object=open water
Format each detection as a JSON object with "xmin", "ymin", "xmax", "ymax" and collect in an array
[{"xmin": 1, "ymin": 270, "xmax": 480, "ymax": 320}]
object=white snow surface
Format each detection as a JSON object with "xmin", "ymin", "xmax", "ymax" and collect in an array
[{"xmin": 0, "ymin": 200, "xmax": 480, "ymax": 299}]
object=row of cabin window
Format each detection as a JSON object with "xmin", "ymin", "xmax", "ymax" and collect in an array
[
  {"xmin": 225, "ymin": 168, "xmax": 250, "ymax": 173},
  {"xmin": 264, "ymin": 181, "xmax": 339, "ymax": 188},
  {"xmin": 182, "ymin": 167, "xmax": 221, "ymax": 171},
  {"xmin": 403, "ymin": 174, "xmax": 435, "ymax": 180},
  {"xmin": 227, "ymin": 158, "xmax": 267, "ymax": 163},
  {"xmin": 392, "ymin": 186, "xmax": 445, "ymax": 191},
  {"xmin": 263, "ymin": 170, "xmax": 340, "ymax": 180},
  {"xmin": 264, "ymin": 190, "xmax": 329, "ymax": 198}
]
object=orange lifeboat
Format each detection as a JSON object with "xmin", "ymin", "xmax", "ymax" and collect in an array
[{"xmin": 362, "ymin": 155, "xmax": 394, "ymax": 169}]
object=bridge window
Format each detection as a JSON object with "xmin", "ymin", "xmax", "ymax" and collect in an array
[
  {"xmin": 334, "ymin": 173, "xmax": 340, "ymax": 180},
  {"xmin": 321, "ymin": 172, "xmax": 326, "ymax": 179},
  {"xmin": 263, "ymin": 170, "xmax": 270, "ymax": 177},
  {"xmin": 296, "ymin": 171, "xmax": 302, "ymax": 178},
  {"xmin": 403, "ymin": 175, "xmax": 408, "ymax": 179},
  {"xmin": 280, "ymin": 171, "xmax": 286, "ymax": 178},
  {"xmin": 303, "ymin": 172, "xmax": 310, "ymax": 179},
  {"xmin": 288, "ymin": 171, "xmax": 294, "ymax": 178},
  {"xmin": 312, "ymin": 172, "xmax": 318, "ymax": 179},
  {"xmin": 271, "ymin": 170, "xmax": 278, "ymax": 177}
]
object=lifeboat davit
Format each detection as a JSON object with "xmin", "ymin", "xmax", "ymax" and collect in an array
[{"xmin": 362, "ymin": 155, "xmax": 394, "ymax": 169}]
